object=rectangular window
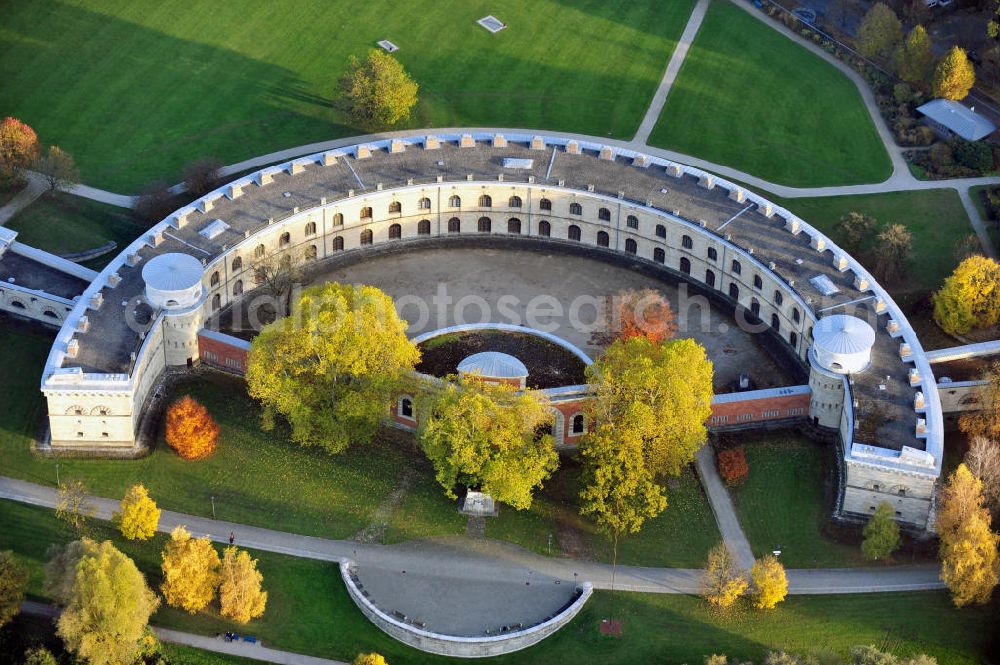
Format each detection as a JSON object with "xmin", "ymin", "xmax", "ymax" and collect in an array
[{"xmin": 737, "ymin": 413, "xmax": 753, "ymax": 422}]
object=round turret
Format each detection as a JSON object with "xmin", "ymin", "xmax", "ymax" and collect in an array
[
  {"xmin": 142, "ymin": 253, "xmax": 204, "ymax": 310},
  {"xmin": 811, "ymin": 314, "xmax": 876, "ymax": 375}
]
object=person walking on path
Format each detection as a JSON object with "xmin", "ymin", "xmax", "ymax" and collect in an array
[{"xmin": 229, "ymin": 531, "xmax": 235, "ymax": 545}]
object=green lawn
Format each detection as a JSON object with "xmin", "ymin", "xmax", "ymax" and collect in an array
[
  {"xmin": 1, "ymin": 499, "xmax": 993, "ymax": 665},
  {"xmin": 1, "ymin": 0, "xmax": 696, "ymax": 192},
  {"xmin": 5, "ymin": 193, "xmax": 146, "ymax": 270},
  {"xmin": 728, "ymin": 433, "xmax": 865, "ymax": 568},
  {"xmin": 649, "ymin": 0, "xmax": 890, "ymax": 186}
]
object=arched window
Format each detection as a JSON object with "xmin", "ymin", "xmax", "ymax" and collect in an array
[
  {"xmin": 538, "ymin": 220, "xmax": 551, "ymax": 237},
  {"xmin": 654, "ymin": 247, "xmax": 665, "ymax": 263},
  {"xmin": 597, "ymin": 231, "xmax": 609, "ymax": 247},
  {"xmin": 478, "ymin": 217, "xmax": 491, "ymax": 233},
  {"xmin": 418, "ymin": 219, "xmax": 431, "ymax": 235},
  {"xmin": 539, "ymin": 198, "xmax": 552, "ymax": 211},
  {"xmin": 234, "ymin": 280, "xmax": 243, "ymax": 296},
  {"xmin": 210, "ymin": 271, "xmax": 220, "ymax": 287},
  {"xmin": 771, "ymin": 313, "xmax": 780, "ymax": 331},
  {"xmin": 508, "ymin": 218, "xmax": 522, "ymax": 234},
  {"xmin": 753, "ymin": 274, "xmax": 763, "ymax": 290},
  {"xmin": 42, "ymin": 309, "xmax": 58, "ymax": 319},
  {"xmin": 731, "ymin": 259, "xmax": 741, "ymax": 275},
  {"xmin": 571, "ymin": 414, "xmax": 585, "ymax": 435},
  {"xmin": 279, "ymin": 232, "xmax": 291, "ymax": 247},
  {"xmin": 790, "ymin": 331, "xmax": 798, "ymax": 348},
  {"xmin": 255, "ymin": 244, "xmax": 265, "ymax": 258},
  {"xmin": 706, "ymin": 269, "xmax": 716, "ymax": 287},
  {"xmin": 729, "ymin": 283, "xmax": 740, "ymax": 300},
  {"xmin": 9, "ymin": 300, "xmax": 25, "ymax": 309},
  {"xmin": 389, "ymin": 201, "xmax": 402, "ymax": 214},
  {"xmin": 306, "ymin": 244, "xmax": 318, "ymax": 260},
  {"xmin": 598, "ymin": 207, "xmax": 611, "ymax": 221},
  {"xmin": 626, "ymin": 215, "xmax": 639, "ymax": 230},
  {"xmin": 682, "ymin": 235, "xmax": 693, "ymax": 249},
  {"xmin": 450, "ymin": 195, "xmax": 461, "ymax": 207},
  {"xmin": 212, "ymin": 293, "xmax": 221, "ymax": 311},
  {"xmin": 333, "ymin": 236, "xmax": 344, "ymax": 251},
  {"xmin": 448, "ymin": 217, "xmax": 461, "ymax": 233},
  {"xmin": 568, "ymin": 225, "xmax": 582, "ymax": 241},
  {"xmin": 479, "ymin": 194, "xmax": 492, "ymax": 208},
  {"xmin": 304, "ymin": 221, "xmax": 317, "ymax": 236},
  {"xmin": 774, "ymin": 290, "xmax": 783, "ymax": 306},
  {"xmin": 399, "ymin": 397, "xmax": 414, "ymax": 419},
  {"xmin": 232, "ymin": 256, "xmax": 243, "ymax": 271},
  {"xmin": 793, "ymin": 307, "xmax": 801, "ymax": 324},
  {"xmin": 389, "ymin": 223, "xmax": 402, "ymax": 239},
  {"xmin": 655, "ymin": 224, "xmax": 666, "ymax": 238},
  {"xmin": 680, "ymin": 257, "xmax": 691, "ymax": 274},
  {"xmin": 625, "ymin": 238, "xmax": 637, "ymax": 254},
  {"xmin": 570, "ymin": 202, "xmax": 583, "ymax": 216},
  {"xmin": 333, "ymin": 212, "xmax": 344, "ymax": 226},
  {"xmin": 419, "ymin": 197, "xmax": 431, "ymax": 210},
  {"xmin": 360, "ymin": 206, "xmax": 372, "ymax": 220},
  {"xmin": 360, "ymin": 229, "xmax": 373, "ymax": 245},
  {"xmin": 751, "ymin": 299, "xmax": 761, "ymax": 317},
  {"xmin": 509, "ymin": 196, "xmax": 522, "ymax": 208},
  {"xmin": 707, "ymin": 247, "xmax": 717, "ymax": 261}
]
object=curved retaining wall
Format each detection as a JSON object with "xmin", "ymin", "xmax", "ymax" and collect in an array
[
  {"xmin": 340, "ymin": 560, "xmax": 593, "ymax": 658},
  {"xmin": 411, "ymin": 322, "xmax": 594, "ymax": 365}
]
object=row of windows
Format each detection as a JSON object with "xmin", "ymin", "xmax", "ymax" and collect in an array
[
  {"xmin": 398, "ymin": 396, "xmax": 586, "ymax": 435},
  {"xmin": 710, "ymin": 406, "xmax": 808, "ymax": 424},
  {"xmin": 324, "ymin": 197, "xmax": 647, "ymax": 224}
]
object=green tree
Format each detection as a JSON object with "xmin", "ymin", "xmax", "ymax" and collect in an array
[
  {"xmin": 247, "ymin": 282, "xmax": 420, "ymax": 454},
  {"xmin": 857, "ymin": 3, "xmax": 902, "ymax": 58},
  {"xmin": 417, "ymin": 375, "xmax": 558, "ymax": 510},
  {"xmin": 834, "ymin": 212, "xmax": 877, "ymax": 256},
  {"xmin": 113, "ymin": 484, "xmax": 161, "ymax": 541},
  {"xmin": 702, "ymin": 543, "xmax": 748, "ymax": 608},
  {"xmin": 871, "ymin": 223, "xmax": 913, "ymax": 283},
  {"xmin": 0, "ymin": 551, "xmax": 27, "ymax": 629},
  {"xmin": 933, "ymin": 46, "xmax": 976, "ymax": 101},
  {"xmin": 339, "ymin": 49, "xmax": 419, "ymax": 128},
  {"xmin": 936, "ymin": 464, "xmax": 1000, "ymax": 607},
  {"xmin": 22, "ymin": 647, "xmax": 58, "ymax": 665},
  {"xmin": 933, "ymin": 255, "xmax": 1000, "ymax": 336},
  {"xmin": 894, "ymin": 25, "xmax": 934, "ymax": 85},
  {"xmin": 44, "ymin": 538, "xmax": 159, "ymax": 665},
  {"xmin": 586, "ymin": 336, "xmax": 713, "ymax": 478},
  {"xmin": 862, "ymin": 502, "xmax": 901, "ymax": 561},
  {"xmin": 160, "ymin": 526, "xmax": 221, "ymax": 614}
]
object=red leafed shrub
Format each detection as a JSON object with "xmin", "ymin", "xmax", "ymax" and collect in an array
[{"xmin": 717, "ymin": 447, "xmax": 749, "ymax": 486}]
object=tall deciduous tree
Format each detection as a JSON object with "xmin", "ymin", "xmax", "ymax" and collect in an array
[
  {"xmin": 354, "ymin": 654, "xmax": 389, "ymax": 665},
  {"xmin": 965, "ymin": 436, "xmax": 1000, "ymax": 519},
  {"xmin": 44, "ymin": 538, "xmax": 159, "ymax": 665},
  {"xmin": 872, "ymin": 223, "xmax": 913, "ymax": 283},
  {"xmin": 165, "ymin": 396, "xmax": 219, "ymax": 460},
  {"xmin": 750, "ymin": 555, "xmax": 787, "ymax": 609},
  {"xmin": 182, "ymin": 157, "xmax": 223, "ymax": 196},
  {"xmin": 610, "ymin": 288, "xmax": 677, "ymax": 345},
  {"xmin": 933, "ymin": 255, "xmax": 1000, "ymax": 336},
  {"xmin": 933, "ymin": 46, "xmax": 976, "ymax": 101},
  {"xmin": 960, "ymin": 366, "xmax": 1000, "ymax": 441},
  {"xmin": 0, "ymin": 117, "xmax": 39, "ymax": 185},
  {"xmin": 160, "ymin": 526, "xmax": 221, "ymax": 614},
  {"xmin": 936, "ymin": 464, "xmax": 1000, "ymax": 607},
  {"xmin": 702, "ymin": 543, "xmax": 748, "ymax": 608},
  {"xmin": 834, "ymin": 212, "xmax": 877, "ymax": 256},
  {"xmin": 857, "ymin": 3, "xmax": 902, "ymax": 58},
  {"xmin": 417, "ymin": 375, "xmax": 558, "ymax": 510},
  {"xmin": 894, "ymin": 25, "xmax": 934, "ymax": 86},
  {"xmin": 55, "ymin": 480, "xmax": 94, "ymax": 533},
  {"xmin": 252, "ymin": 249, "xmax": 305, "ymax": 319},
  {"xmin": 247, "ymin": 282, "xmax": 420, "ymax": 454},
  {"xmin": 219, "ymin": 546, "xmax": 267, "ymax": 624},
  {"xmin": 862, "ymin": 501, "xmax": 901, "ymax": 561},
  {"xmin": 586, "ymin": 336, "xmax": 713, "ymax": 478},
  {"xmin": 0, "ymin": 551, "xmax": 27, "ymax": 629},
  {"xmin": 113, "ymin": 484, "xmax": 161, "ymax": 541},
  {"xmin": 35, "ymin": 145, "xmax": 79, "ymax": 193},
  {"xmin": 339, "ymin": 49, "xmax": 419, "ymax": 128}
]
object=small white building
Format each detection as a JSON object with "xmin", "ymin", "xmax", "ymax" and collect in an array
[
  {"xmin": 917, "ymin": 99, "xmax": 997, "ymax": 141},
  {"xmin": 811, "ymin": 314, "xmax": 876, "ymax": 375}
]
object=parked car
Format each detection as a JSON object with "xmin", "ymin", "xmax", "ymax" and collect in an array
[{"xmin": 791, "ymin": 8, "xmax": 817, "ymax": 24}]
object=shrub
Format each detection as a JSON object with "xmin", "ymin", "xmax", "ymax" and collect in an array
[
  {"xmin": 718, "ymin": 448, "xmax": 749, "ymax": 486},
  {"xmin": 928, "ymin": 142, "xmax": 953, "ymax": 170},
  {"xmin": 133, "ymin": 180, "xmax": 175, "ymax": 224},
  {"xmin": 862, "ymin": 502, "xmax": 901, "ymax": 560},
  {"xmin": 165, "ymin": 395, "xmax": 219, "ymax": 460},
  {"xmin": 952, "ymin": 139, "xmax": 994, "ymax": 173},
  {"xmin": 183, "ymin": 157, "xmax": 224, "ymax": 196}
]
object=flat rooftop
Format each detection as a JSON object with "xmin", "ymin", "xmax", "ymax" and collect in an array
[{"xmin": 0, "ymin": 251, "xmax": 88, "ymax": 301}]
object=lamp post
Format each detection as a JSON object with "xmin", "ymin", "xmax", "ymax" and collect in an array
[
  {"xmin": 55, "ymin": 463, "xmax": 60, "ymax": 487},
  {"xmin": 211, "ymin": 495, "xmax": 216, "ymax": 519}
]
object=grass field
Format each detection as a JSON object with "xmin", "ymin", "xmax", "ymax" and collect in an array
[
  {"xmin": 649, "ymin": 1, "xmax": 890, "ymax": 187},
  {"xmin": 1, "ymin": 499, "xmax": 993, "ymax": 665},
  {"xmin": 1, "ymin": 0, "xmax": 696, "ymax": 192}
]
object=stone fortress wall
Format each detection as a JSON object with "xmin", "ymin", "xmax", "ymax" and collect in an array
[
  {"xmin": 39, "ymin": 131, "xmax": 944, "ymax": 528},
  {"xmin": 0, "ymin": 227, "xmax": 90, "ymax": 326}
]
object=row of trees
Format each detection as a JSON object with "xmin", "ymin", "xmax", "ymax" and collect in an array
[
  {"xmin": 702, "ymin": 545, "xmax": 788, "ymax": 610},
  {"xmin": 706, "ymin": 644, "xmax": 939, "ymax": 665},
  {"xmin": 834, "ymin": 211, "xmax": 913, "ymax": 284},
  {"xmin": 0, "ymin": 116, "xmax": 79, "ymax": 193}
]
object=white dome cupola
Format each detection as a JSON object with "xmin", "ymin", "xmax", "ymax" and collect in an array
[
  {"xmin": 458, "ymin": 351, "xmax": 529, "ymax": 389},
  {"xmin": 811, "ymin": 314, "xmax": 876, "ymax": 375},
  {"xmin": 142, "ymin": 252, "xmax": 205, "ymax": 310}
]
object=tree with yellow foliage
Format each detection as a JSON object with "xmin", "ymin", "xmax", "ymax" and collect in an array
[
  {"xmin": 113, "ymin": 484, "xmax": 161, "ymax": 541},
  {"xmin": 933, "ymin": 255, "xmax": 1000, "ymax": 336},
  {"xmin": 165, "ymin": 396, "xmax": 219, "ymax": 460},
  {"xmin": 703, "ymin": 543, "xmax": 748, "ymax": 608},
  {"xmin": 354, "ymin": 653, "xmax": 389, "ymax": 665},
  {"xmin": 959, "ymin": 365, "xmax": 1000, "ymax": 441},
  {"xmin": 936, "ymin": 465, "xmax": 1000, "ymax": 607},
  {"xmin": 219, "ymin": 546, "xmax": 268, "ymax": 624},
  {"xmin": 750, "ymin": 555, "xmax": 787, "ymax": 609},
  {"xmin": 932, "ymin": 46, "xmax": 976, "ymax": 101},
  {"xmin": 160, "ymin": 526, "xmax": 220, "ymax": 614}
]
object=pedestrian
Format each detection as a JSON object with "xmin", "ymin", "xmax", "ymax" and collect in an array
[{"xmin": 229, "ymin": 531, "xmax": 235, "ymax": 545}]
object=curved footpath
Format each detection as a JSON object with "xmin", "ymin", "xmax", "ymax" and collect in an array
[{"xmin": 0, "ymin": 476, "xmax": 943, "ymax": 595}]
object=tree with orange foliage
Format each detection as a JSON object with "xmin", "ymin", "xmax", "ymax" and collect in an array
[
  {"xmin": 611, "ymin": 288, "xmax": 677, "ymax": 344},
  {"xmin": 165, "ymin": 396, "xmax": 219, "ymax": 460},
  {"xmin": 0, "ymin": 117, "xmax": 39, "ymax": 185},
  {"xmin": 717, "ymin": 447, "xmax": 749, "ymax": 486}
]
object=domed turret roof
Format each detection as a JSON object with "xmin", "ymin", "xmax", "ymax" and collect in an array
[
  {"xmin": 141, "ymin": 253, "xmax": 203, "ymax": 293},
  {"xmin": 813, "ymin": 314, "xmax": 876, "ymax": 356},
  {"xmin": 457, "ymin": 351, "xmax": 528, "ymax": 379}
]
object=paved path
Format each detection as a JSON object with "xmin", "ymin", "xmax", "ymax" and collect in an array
[
  {"xmin": 0, "ymin": 476, "xmax": 944, "ymax": 597},
  {"xmin": 0, "ymin": 172, "xmax": 46, "ymax": 226},
  {"xmin": 19, "ymin": 601, "xmax": 348, "ymax": 665},
  {"xmin": 632, "ymin": 0, "xmax": 711, "ymax": 145},
  {"xmin": 694, "ymin": 446, "xmax": 755, "ymax": 570}
]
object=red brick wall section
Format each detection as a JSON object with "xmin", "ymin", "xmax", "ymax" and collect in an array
[
  {"xmin": 708, "ymin": 391, "xmax": 810, "ymax": 427},
  {"xmin": 197, "ymin": 333, "xmax": 249, "ymax": 375}
]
